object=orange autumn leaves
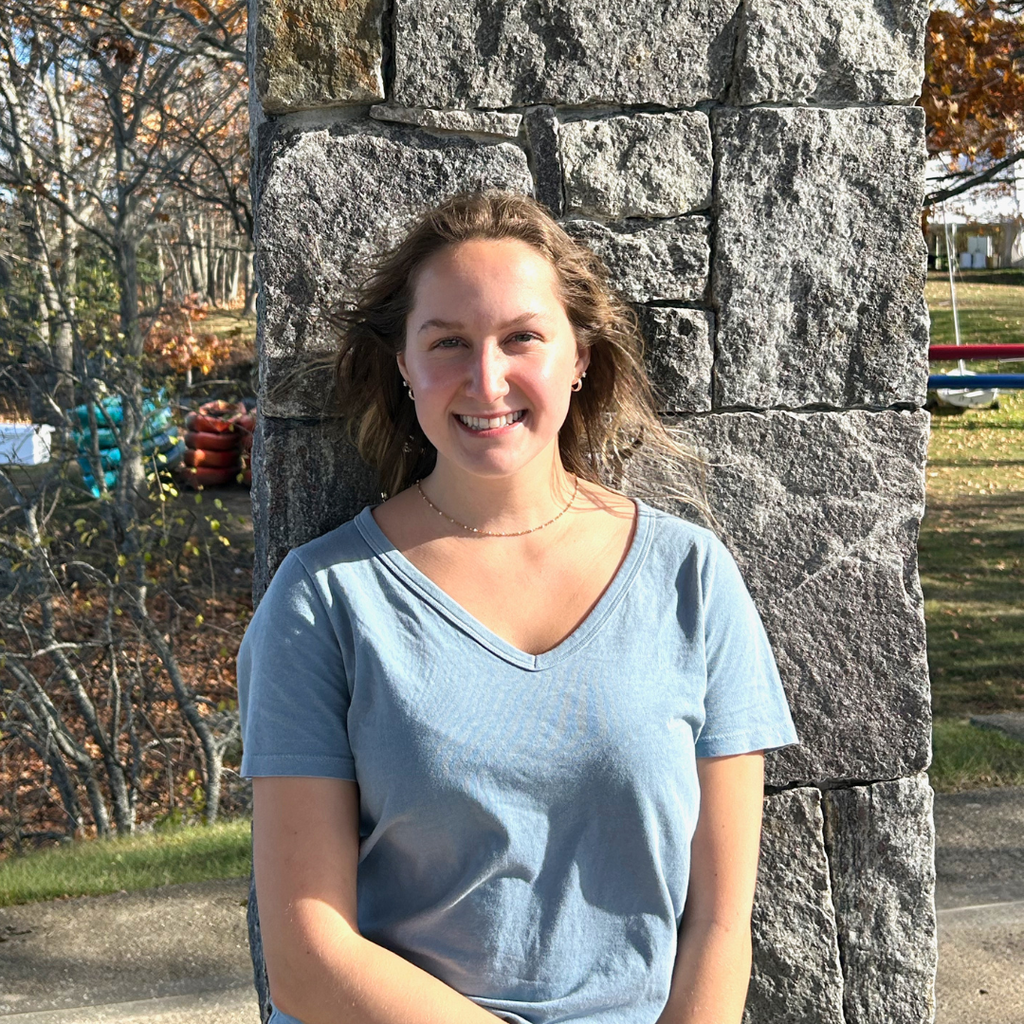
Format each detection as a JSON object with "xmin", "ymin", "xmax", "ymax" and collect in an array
[
  {"xmin": 922, "ymin": 0, "xmax": 1024, "ymax": 164},
  {"xmin": 144, "ymin": 295, "xmax": 232, "ymax": 376}
]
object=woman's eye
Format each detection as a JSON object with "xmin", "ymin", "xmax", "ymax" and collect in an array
[
  {"xmin": 435, "ymin": 337, "xmax": 463, "ymax": 348},
  {"xmin": 509, "ymin": 332, "xmax": 539, "ymax": 344}
]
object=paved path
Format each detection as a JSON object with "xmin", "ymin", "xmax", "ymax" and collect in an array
[
  {"xmin": 0, "ymin": 987, "xmax": 256, "ymax": 1023},
  {"xmin": 933, "ymin": 785, "xmax": 1024, "ymax": 1024},
  {"xmin": 0, "ymin": 785, "xmax": 1021, "ymax": 1023},
  {"xmin": 0, "ymin": 879, "xmax": 257, "ymax": 1023}
]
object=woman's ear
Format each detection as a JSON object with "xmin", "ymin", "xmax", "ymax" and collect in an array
[
  {"xmin": 396, "ymin": 351, "xmax": 408, "ymax": 382},
  {"xmin": 575, "ymin": 344, "xmax": 591, "ymax": 378}
]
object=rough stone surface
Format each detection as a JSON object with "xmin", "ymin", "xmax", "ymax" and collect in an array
[
  {"xmin": 712, "ymin": 106, "xmax": 929, "ymax": 409},
  {"xmin": 369, "ymin": 105, "xmax": 524, "ymax": 138},
  {"xmin": 745, "ymin": 788, "xmax": 845, "ymax": 1024},
  {"xmin": 635, "ymin": 306, "xmax": 714, "ymax": 414},
  {"xmin": 247, "ymin": 0, "xmax": 267, "ymax": 172},
  {"xmin": 563, "ymin": 217, "xmax": 710, "ymax": 303},
  {"xmin": 734, "ymin": 0, "xmax": 928, "ymax": 104},
  {"xmin": 252, "ymin": 416, "xmax": 378, "ymax": 597},
  {"xmin": 647, "ymin": 409, "xmax": 931, "ymax": 787},
  {"xmin": 824, "ymin": 775, "xmax": 937, "ymax": 1024},
  {"xmin": 254, "ymin": 0, "xmax": 384, "ymax": 113},
  {"xmin": 524, "ymin": 106, "xmax": 564, "ymax": 216},
  {"xmin": 392, "ymin": 0, "xmax": 737, "ymax": 108},
  {"xmin": 561, "ymin": 113, "xmax": 713, "ymax": 219},
  {"xmin": 254, "ymin": 119, "xmax": 532, "ymax": 418}
]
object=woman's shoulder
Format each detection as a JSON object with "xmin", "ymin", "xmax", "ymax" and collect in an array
[
  {"xmin": 634, "ymin": 496, "xmax": 725, "ymax": 561},
  {"xmin": 632, "ymin": 503, "xmax": 760, "ymax": 616},
  {"xmin": 573, "ymin": 482, "xmax": 727, "ymax": 577},
  {"xmin": 271, "ymin": 506, "xmax": 382, "ymax": 587}
]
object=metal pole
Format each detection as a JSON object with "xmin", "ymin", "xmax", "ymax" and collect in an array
[{"xmin": 942, "ymin": 212, "xmax": 964, "ymax": 374}]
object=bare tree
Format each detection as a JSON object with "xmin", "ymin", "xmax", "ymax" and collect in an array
[
  {"xmin": 0, "ymin": 455, "xmax": 244, "ymax": 843},
  {"xmin": 0, "ymin": 1, "xmax": 251, "ymax": 844},
  {"xmin": 0, "ymin": 14, "xmax": 113, "ymax": 411},
  {"xmin": 2, "ymin": 0, "xmax": 247, "ymax": 502}
]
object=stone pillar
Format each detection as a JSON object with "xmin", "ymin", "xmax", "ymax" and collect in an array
[{"xmin": 246, "ymin": 2, "xmax": 937, "ymax": 1021}]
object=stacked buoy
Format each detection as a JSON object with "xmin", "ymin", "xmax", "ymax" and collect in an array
[
  {"xmin": 71, "ymin": 395, "xmax": 184, "ymax": 497},
  {"xmin": 176, "ymin": 400, "xmax": 254, "ymax": 488},
  {"xmin": 179, "ymin": 400, "xmax": 246, "ymax": 488}
]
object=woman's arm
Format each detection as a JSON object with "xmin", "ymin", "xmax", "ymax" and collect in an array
[
  {"xmin": 656, "ymin": 752, "xmax": 766, "ymax": 1024},
  {"xmin": 253, "ymin": 776, "xmax": 500, "ymax": 1024}
]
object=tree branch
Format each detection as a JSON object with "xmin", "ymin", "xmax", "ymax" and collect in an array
[{"xmin": 924, "ymin": 148, "xmax": 1024, "ymax": 206}]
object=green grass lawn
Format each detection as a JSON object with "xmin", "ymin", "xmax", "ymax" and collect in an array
[
  {"xmin": 923, "ymin": 268, "xmax": 1024, "ymax": 791},
  {"xmin": 926, "ymin": 268, "xmax": 1024, "ymax": 347},
  {"xmin": 930, "ymin": 718, "xmax": 1024, "ymax": 792},
  {"xmin": 923, "ymin": 391, "xmax": 1024, "ymax": 717},
  {"xmin": 0, "ymin": 818, "xmax": 252, "ymax": 907}
]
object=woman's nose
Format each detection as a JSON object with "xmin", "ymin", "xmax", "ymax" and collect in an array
[{"xmin": 466, "ymin": 344, "xmax": 509, "ymax": 402}]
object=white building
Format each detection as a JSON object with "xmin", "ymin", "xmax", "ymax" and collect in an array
[{"xmin": 924, "ymin": 145, "xmax": 1024, "ymax": 269}]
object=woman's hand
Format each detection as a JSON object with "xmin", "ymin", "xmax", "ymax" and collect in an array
[
  {"xmin": 656, "ymin": 752, "xmax": 765, "ymax": 1024},
  {"xmin": 253, "ymin": 776, "xmax": 501, "ymax": 1024}
]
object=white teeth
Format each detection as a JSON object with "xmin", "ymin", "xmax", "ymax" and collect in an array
[{"xmin": 458, "ymin": 411, "xmax": 525, "ymax": 431}]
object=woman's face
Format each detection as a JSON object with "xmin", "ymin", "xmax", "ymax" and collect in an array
[{"xmin": 398, "ymin": 238, "xmax": 589, "ymax": 483}]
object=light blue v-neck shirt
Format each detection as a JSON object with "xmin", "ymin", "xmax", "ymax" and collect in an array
[{"xmin": 238, "ymin": 500, "xmax": 799, "ymax": 1024}]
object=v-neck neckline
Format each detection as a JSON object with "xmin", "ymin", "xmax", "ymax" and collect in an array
[{"xmin": 353, "ymin": 498, "xmax": 655, "ymax": 672}]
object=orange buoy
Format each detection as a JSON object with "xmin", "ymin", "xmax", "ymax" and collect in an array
[
  {"xmin": 184, "ymin": 447, "xmax": 240, "ymax": 469},
  {"xmin": 185, "ymin": 411, "xmax": 237, "ymax": 433},
  {"xmin": 185, "ymin": 430, "xmax": 240, "ymax": 452},
  {"xmin": 177, "ymin": 465, "xmax": 238, "ymax": 488}
]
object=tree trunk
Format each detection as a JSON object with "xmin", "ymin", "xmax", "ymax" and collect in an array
[
  {"xmin": 114, "ymin": 230, "xmax": 147, "ymax": 505},
  {"xmin": 1000, "ymin": 216, "xmax": 1024, "ymax": 268},
  {"xmin": 52, "ymin": 206, "xmax": 78, "ymax": 412},
  {"xmin": 52, "ymin": 316, "xmax": 75, "ymax": 412},
  {"xmin": 163, "ymin": 232, "xmax": 186, "ymax": 304},
  {"xmin": 243, "ymin": 251, "xmax": 256, "ymax": 316},
  {"xmin": 16, "ymin": 194, "xmax": 59, "ymax": 421},
  {"xmin": 229, "ymin": 247, "xmax": 241, "ymax": 306},
  {"xmin": 132, "ymin": 593, "xmax": 225, "ymax": 823},
  {"xmin": 155, "ymin": 236, "xmax": 166, "ymax": 310},
  {"xmin": 196, "ymin": 212, "xmax": 209, "ymax": 301},
  {"xmin": 183, "ymin": 213, "xmax": 205, "ymax": 299},
  {"xmin": 206, "ymin": 214, "xmax": 217, "ymax": 304},
  {"xmin": 217, "ymin": 248, "xmax": 227, "ymax": 308}
]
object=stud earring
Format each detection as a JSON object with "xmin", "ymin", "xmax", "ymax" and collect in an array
[
  {"xmin": 403, "ymin": 378, "xmax": 415, "ymax": 401},
  {"xmin": 571, "ymin": 371, "xmax": 586, "ymax": 393}
]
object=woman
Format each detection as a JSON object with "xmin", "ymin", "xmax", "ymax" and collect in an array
[{"xmin": 238, "ymin": 190, "xmax": 799, "ymax": 1024}]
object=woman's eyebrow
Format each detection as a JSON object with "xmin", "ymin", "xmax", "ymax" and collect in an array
[{"xmin": 417, "ymin": 312, "xmax": 547, "ymax": 334}]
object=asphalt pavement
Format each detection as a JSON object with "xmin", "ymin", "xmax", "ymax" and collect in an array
[
  {"xmin": 933, "ymin": 784, "xmax": 1024, "ymax": 1024},
  {"xmin": 0, "ymin": 785, "xmax": 1021, "ymax": 1024},
  {"xmin": 0, "ymin": 878, "xmax": 256, "ymax": 1023}
]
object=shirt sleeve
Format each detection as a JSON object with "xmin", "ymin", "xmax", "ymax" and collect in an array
[
  {"xmin": 237, "ymin": 550, "xmax": 356, "ymax": 780},
  {"xmin": 694, "ymin": 537, "xmax": 800, "ymax": 759}
]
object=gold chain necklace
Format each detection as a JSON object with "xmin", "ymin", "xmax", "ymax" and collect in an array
[{"xmin": 416, "ymin": 477, "xmax": 579, "ymax": 537}]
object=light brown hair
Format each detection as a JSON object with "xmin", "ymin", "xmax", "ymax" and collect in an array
[{"xmin": 330, "ymin": 189, "xmax": 714, "ymax": 523}]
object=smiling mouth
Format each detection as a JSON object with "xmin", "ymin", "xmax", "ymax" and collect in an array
[{"xmin": 455, "ymin": 410, "xmax": 526, "ymax": 431}]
